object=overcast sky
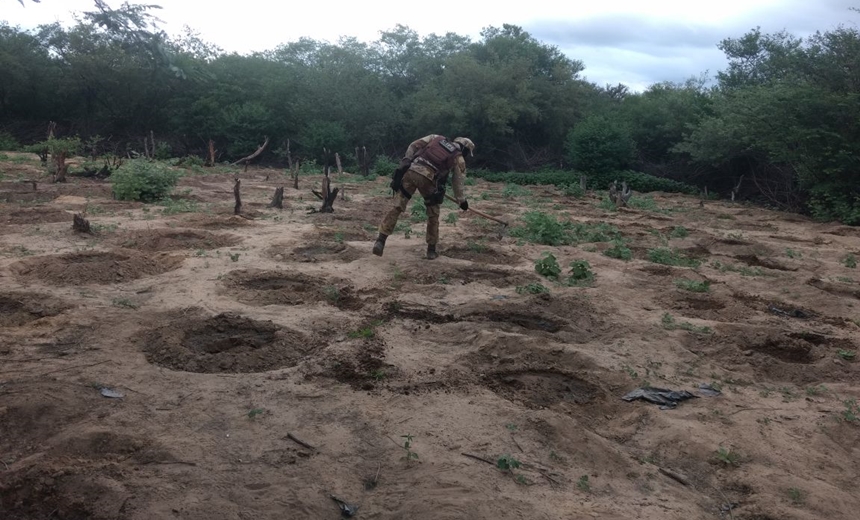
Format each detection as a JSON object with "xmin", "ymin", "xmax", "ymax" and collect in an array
[{"xmin": 3, "ymin": 0, "xmax": 857, "ymax": 91}]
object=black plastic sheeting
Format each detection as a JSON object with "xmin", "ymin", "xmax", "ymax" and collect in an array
[{"xmin": 622, "ymin": 383, "xmax": 721, "ymax": 409}]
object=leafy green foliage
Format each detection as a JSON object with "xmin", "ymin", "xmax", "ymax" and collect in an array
[
  {"xmin": 567, "ymin": 260, "xmax": 595, "ymax": 286},
  {"xmin": 647, "ymin": 248, "xmax": 701, "ymax": 268},
  {"xmin": 534, "ymin": 252, "xmax": 562, "ymax": 279},
  {"xmin": 0, "ymin": 132, "xmax": 20, "ymax": 151},
  {"xmin": 603, "ymin": 239, "xmax": 633, "ymax": 261},
  {"xmin": 674, "ymin": 278, "xmax": 710, "ymax": 292},
  {"xmin": 511, "ymin": 211, "xmax": 622, "ymax": 246},
  {"xmin": 111, "ymin": 159, "xmax": 181, "ymax": 202},
  {"xmin": 516, "ymin": 282, "xmax": 550, "ymax": 295},
  {"xmin": 843, "ymin": 254, "xmax": 857, "ymax": 268},
  {"xmin": 670, "ymin": 226, "xmax": 689, "ymax": 238},
  {"xmin": 372, "ymin": 156, "xmax": 399, "ymax": 178},
  {"xmin": 565, "ymin": 114, "xmax": 634, "ymax": 173}
]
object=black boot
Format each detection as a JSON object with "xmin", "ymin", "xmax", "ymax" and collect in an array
[
  {"xmin": 372, "ymin": 233, "xmax": 387, "ymax": 257},
  {"xmin": 426, "ymin": 244, "xmax": 438, "ymax": 260}
]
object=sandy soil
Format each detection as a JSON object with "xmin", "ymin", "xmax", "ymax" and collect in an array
[{"xmin": 1, "ymin": 156, "xmax": 859, "ymax": 520}]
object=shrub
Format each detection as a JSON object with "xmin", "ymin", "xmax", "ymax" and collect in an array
[
  {"xmin": 604, "ymin": 239, "xmax": 633, "ymax": 260},
  {"xmin": 372, "ymin": 155, "xmax": 399, "ymax": 178},
  {"xmin": 567, "ymin": 260, "xmax": 595, "ymax": 285},
  {"xmin": 111, "ymin": 159, "xmax": 181, "ymax": 202},
  {"xmin": 565, "ymin": 114, "xmax": 635, "ymax": 173},
  {"xmin": 535, "ymin": 252, "xmax": 562, "ymax": 279},
  {"xmin": 0, "ymin": 132, "xmax": 20, "ymax": 151}
]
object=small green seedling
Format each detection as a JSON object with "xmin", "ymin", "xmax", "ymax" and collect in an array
[
  {"xmin": 577, "ymin": 475, "xmax": 590, "ymax": 491},
  {"xmin": 401, "ymin": 434, "xmax": 419, "ymax": 461}
]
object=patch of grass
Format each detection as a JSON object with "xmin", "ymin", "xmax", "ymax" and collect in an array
[
  {"xmin": 805, "ymin": 385, "xmax": 827, "ymax": 396},
  {"xmin": 349, "ymin": 326, "xmax": 376, "ymax": 339},
  {"xmin": 370, "ymin": 369, "xmax": 387, "ymax": 381},
  {"xmin": 516, "ymin": 282, "xmax": 550, "ymax": 295},
  {"xmin": 785, "ymin": 248, "xmax": 801, "ymax": 259},
  {"xmin": 662, "ymin": 313, "xmax": 712, "ymax": 335},
  {"xmin": 787, "ymin": 487, "xmax": 804, "ymax": 505},
  {"xmin": 843, "ymin": 254, "xmax": 857, "ymax": 269},
  {"xmin": 670, "ymin": 226, "xmax": 689, "ymax": 238},
  {"xmin": 714, "ymin": 447, "xmax": 741, "ymax": 466},
  {"xmin": 717, "ymin": 213, "xmax": 735, "ymax": 220},
  {"xmin": 710, "ymin": 260, "xmax": 771, "ymax": 277},
  {"xmin": 511, "ymin": 211, "xmax": 620, "ymax": 246},
  {"xmin": 445, "ymin": 212, "xmax": 458, "ymax": 225},
  {"xmin": 603, "ymin": 239, "xmax": 632, "ymax": 261},
  {"xmin": 159, "ymin": 196, "xmax": 199, "ymax": 215},
  {"xmin": 502, "ymin": 183, "xmax": 532, "ymax": 199},
  {"xmin": 842, "ymin": 399, "xmax": 859, "ymax": 422},
  {"xmin": 647, "ymin": 247, "xmax": 701, "ymax": 268},
  {"xmin": 247, "ymin": 408, "xmax": 266, "ymax": 419},
  {"xmin": 333, "ymin": 231, "xmax": 344, "ymax": 244},
  {"xmin": 627, "ymin": 195, "xmax": 665, "ymax": 213},
  {"xmin": 410, "ymin": 197, "xmax": 427, "ymax": 222},
  {"xmin": 111, "ymin": 298, "xmax": 138, "ymax": 309},
  {"xmin": 496, "ymin": 454, "xmax": 521, "ymax": 471},
  {"xmin": 467, "ymin": 240, "xmax": 489, "ymax": 253},
  {"xmin": 674, "ymin": 278, "xmax": 710, "ymax": 293},
  {"xmin": 837, "ymin": 349, "xmax": 856, "ymax": 361},
  {"xmin": 323, "ymin": 285, "xmax": 340, "ymax": 304},
  {"xmin": 577, "ymin": 475, "xmax": 591, "ymax": 492},
  {"xmin": 562, "ymin": 183, "xmax": 584, "ymax": 197},
  {"xmin": 91, "ymin": 222, "xmax": 119, "ymax": 234}
]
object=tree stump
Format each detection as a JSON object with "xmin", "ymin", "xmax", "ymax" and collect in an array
[
  {"xmin": 269, "ymin": 187, "xmax": 284, "ymax": 209},
  {"xmin": 233, "ymin": 178, "xmax": 242, "ymax": 215},
  {"xmin": 292, "ymin": 160, "xmax": 300, "ymax": 190},
  {"xmin": 72, "ymin": 213, "xmax": 92, "ymax": 234},
  {"xmin": 316, "ymin": 174, "xmax": 338, "ymax": 213}
]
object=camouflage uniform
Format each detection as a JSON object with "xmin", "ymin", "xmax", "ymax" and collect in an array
[{"xmin": 378, "ymin": 135, "xmax": 469, "ymax": 246}]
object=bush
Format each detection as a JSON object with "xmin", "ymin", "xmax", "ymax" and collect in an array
[
  {"xmin": 535, "ymin": 252, "xmax": 562, "ymax": 279},
  {"xmin": 468, "ymin": 168, "xmax": 697, "ymax": 195},
  {"xmin": 511, "ymin": 211, "xmax": 622, "ymax": 246},
  {"xmin": 373, "ymin": 155, "xmax": 399, "ymax": 178},
  {"xmin": 604, "ymin": 239, "xmax": 633, "ymax": 261},
  {"xmin": 111, "ymin": 159, "xmax": 182, "ymax": 202},
  {"xmin": 565, "ymin": 114, "xmax": 635, "ymax": 173},
  {"xmin": 0, "ymin": 132, "xmax": 20, "ymax": 151}
]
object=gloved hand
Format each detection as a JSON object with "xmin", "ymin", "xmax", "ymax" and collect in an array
[{"xmin": 460, "ymin": 199, "xmax": 469, "ymax": 211}]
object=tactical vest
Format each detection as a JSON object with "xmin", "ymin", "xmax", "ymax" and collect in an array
[{"xmin": 415, "ymin": 136, "xmax": 461, "ymax": 173}]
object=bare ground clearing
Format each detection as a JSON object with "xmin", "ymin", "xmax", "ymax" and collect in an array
[{"xmin": 1, "ymin": 163, "xmax": 859, "ymax": 520}]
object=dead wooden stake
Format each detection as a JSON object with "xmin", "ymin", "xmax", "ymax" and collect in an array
[
  {"xmin": 731, "ymin": 175, "xmax": 744, "ymax": 202},
  {"xmin": 461, "ymin": 453, "xmax": 496, "ymax": 466},
  {"xmin": 580, "ymin": 174, "xmax": 587, "ymax": 192},
  {"xmin": 207, "ymin": 139, "xmax": 216, "ymax": 167},
  {"xmin": 233, "ymin": 178, "xmax": 242, "ymax": 215},
  {"xmin": 292, "ymin": 159, "xmax": 300, "ymax": 190},
  {"xmin": 658, "ymin": 467, "xmax": 691, "ymax": 487},
  {"xmin": 72, "ymin": 213, "xmax": 92, "ymax": 234},
  {"xmin": 286, "ymin": 138, "xmax": 292, "ymax": 171},
  {"xmin": 335, "ymin": 152, "xmax": 344, "ymax": 200},
  {"xmin": 269, "ymin": 187, "xmax": 284, "ymax": 209}
]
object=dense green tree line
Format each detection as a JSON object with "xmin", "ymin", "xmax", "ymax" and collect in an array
[{"xmin": 2, "ymin": 2, "xmax": 860, "ymax": 222}]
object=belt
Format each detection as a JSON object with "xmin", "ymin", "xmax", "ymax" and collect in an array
[{"xmin": 414, "ymin": 157, "xmax": 438, "ymax": 171}]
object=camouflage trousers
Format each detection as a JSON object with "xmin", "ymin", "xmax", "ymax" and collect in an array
[{"xmin": 378, "ymin": 170, "xmax": 441, "ymax": 245}]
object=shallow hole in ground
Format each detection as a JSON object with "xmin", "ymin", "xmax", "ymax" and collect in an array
[
  {"xmin": 441, "ymin": 245, "xmax": 521, "ymax": 265},
  {"xmin": 268, "ymin": 241, "xmax": 362, "ymax": 263},
  {"xmin": 411, "ymin": 265, "xmax": 537, "ymax": 288},
  {"xmin": 1, "ymin": 207, "xmax": 71, "ymax": 224},
  {"xmin": 487, "ymin": 370, "xmax": 601, "ymax": 408},
  {"xmin": 11, "ymin": 250, "xmax": 184, "ymax": 286},
  {"xmin": 0, "ymin": 292, "xmax": 70, "ymax": 327},
  {"xmin": 114, "ymin": 229, "xmax": 241, "ymax": 252},
  {"xmin": 220, "ymin": 269, "xmax": 363, "ymax": 309},
  {"xmin": 734, "ymin": 254, "xmax": 796, "ymax": 272},
  {"xmin": 750, "ymin": 338, "xmax": 816, "ymax": 363},
  {"xmin": 474, "ymin": 310, "xmax": 566, "ymax": 332},
  {"xmin": 142, "ymin": 311, "xmax": 315, "ymax": 373},
  {"xmin": 0, "ymin": 471, "xmax": 114, "ymax": 520}
]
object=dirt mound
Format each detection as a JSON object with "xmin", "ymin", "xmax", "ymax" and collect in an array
[
  {"xmin": 698, "ymin": 326, "xmax": 858, "ymax": 384},
  {"xmin": 220, "ymin": 268, "xmax": 363, "ymax": 309},
  {"xmin": 1, "ymin": 207, "xmax": 71, "ymax": 225},
  {"xmin": 113, "ymin": 228, "xmax": 242, "ymax": 251},
  {"xmin": 488, "ymin": 370, "xmax": 601, "ymax": 408},
  {"xmin": 0, "ymin": 381, "xmax": 95, "ymax": 460},
  {"xmin": 441, "ymin": 244, "xmax": 522, "ymax": 265},
  {"xmin": 142, "ymin": 311, "xmax": 315, "ymax": 373},
  {"xmin": 11, "ymin": 249, "xmax": 184, "ymax": 285},
  {"xmin": 176, "ymin": 214, "xmax": 255, "ymax": 229},
  {"xmin": 657, "ymin": 292, "xmax": 751, "ymax": 322},
  {"xmin": 0, "ymin": 292, "xmax": 71, "ymax": 327},
  {"xmin": 807, "ymin": 277, "xmax": 860, "ymax": 300},
  {"xmin": 270, "ymin": 241, "xmax": 362, "ymax": 263},
  {"xmin": 1, "ymin": 191, "xmax": 57, "ymax": 204},
  {"xmin": 735, "ymin": 254, "xmax": 796, "ymax": 272}
]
